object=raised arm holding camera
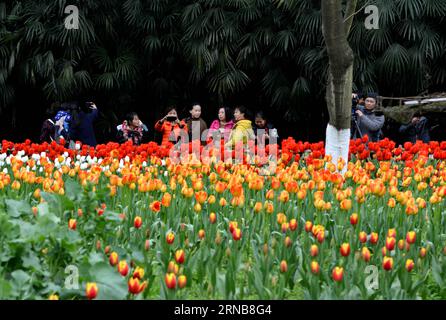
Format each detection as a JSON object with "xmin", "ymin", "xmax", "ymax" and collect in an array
[{"xmin": 352, "ymin": 93, "xmax": 385, "ymax": 142}]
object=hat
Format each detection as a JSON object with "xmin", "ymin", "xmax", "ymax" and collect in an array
[{"xmin": 366, "ymin": 92, "xmax": 378, "ymax": 101}]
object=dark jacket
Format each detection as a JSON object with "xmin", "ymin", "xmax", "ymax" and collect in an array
[
  {"xmin": 399, "ymin": 117, "xmax": 430, "ymax": 143},
  {"xmin": 184, "ymin": 117, "xmax": 208, "ymax": 143},
  {"xmin": 355, "ymin": 106, "xmax": 385, "ymax": 142},
  {"xmin": 70, "ymin": 109, "xmax": 98, "ymax": 146}
]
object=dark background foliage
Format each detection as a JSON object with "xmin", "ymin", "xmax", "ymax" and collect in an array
[{"xmin": 1, "ymin": 0, "xmax": 446, "ymax": 144}]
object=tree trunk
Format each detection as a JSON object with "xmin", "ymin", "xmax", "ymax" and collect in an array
[{"xmin": 321, "ymin": 0, "xmax": 357, "ymax": 173}]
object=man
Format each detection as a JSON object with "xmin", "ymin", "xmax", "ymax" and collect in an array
[
  {"xmin": 399, "ymin": 115, "xmax": 430, "ymax": 143},
  {"xmin": 354, "ymin": 93, "xmax": 385, "ymax": 142}
]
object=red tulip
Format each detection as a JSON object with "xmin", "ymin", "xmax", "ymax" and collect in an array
[
  {"xmin": 405, "ymin": 259, "xmax": 415, "ymax": 272},
  {"xmin": 370, "ymin": 232, "xmax": 379, "ymax": 244},
  {"xmin": 340, "ymin": 243, "xmax": 351, "ymax": 257},
  {"xmin": 310, "ymin": 261, "xmax": 320, "ymax": 274},
  {"xmin": 385, "ymin": 237, "xmax": 396, "ymax": 251},
  {"xmin": 406, "ymin": 231, "xmax": 416, "ymax": 244},
  {"xmin": 134, "ymin": 216, "xmax": 142, "ymax": 229},
  {"xmin": 350, "ymin": 213, "xmax": 359, "ymax": 226},
  {"xmin": 118, "ymin": 260, "xmax": 129, "ymax": 276},
  {"xmin": 359, "ymin": 231, "xmax": 367, "ymax": 243},
  {"xmin": 332, "ymin": 267, "xmax": 344, "ymax": 282},
  {"xmin": 175, "ymin": 249, "xmax": 185, "ymax": 264},
  {"xmin": 178, "ymin": 275, "xmax": 187, "ymax": 289},
  {"xmin": 68, "ymin": 219, "xmax": 77, "ymax": 230},
  {"xmin": 166, "ymin": 232, "xmax": 175, "ymax": 245},
  {"xmin": 383, "ymin": 256, "xmax": 394, "ymax": 271},
  {"xmin": 310, "ymin": 244, "xmax": 319, "ymax": 257},
  {"xmin": 165, "ymin": 273, "xmax": 177, "ymax": 289},
  {"xmin": 109, "ymin": 252, "xmax": 118, "ymax": 266},
  {"xmin": 128, "ymin": 277, "xmax": 147, "ymax": 295},
  {"xmin": 86, "ymin": 282, "xmax": 98, "ymax": 300},
  {"xmin": 232, "ymin": 228, "xmax": 242, "ymax": 241}
]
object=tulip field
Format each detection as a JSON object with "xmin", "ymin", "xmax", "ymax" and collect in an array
[{"xmin": 1, "ymin": 137, "xmax": 446, "ymax": 300}]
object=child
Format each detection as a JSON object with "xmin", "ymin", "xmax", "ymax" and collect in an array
[{"xmin": 117, "ymin": 112, "xmax": 147, "ymax": 145}]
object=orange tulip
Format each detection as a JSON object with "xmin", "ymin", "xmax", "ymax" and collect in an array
[
  {"xmin": 310, "ymin": 261, "xmax": 320, "ymax": 274},
  {"xmin": 68, "ymin": 219, "xmax": 77, "ymax": 230},
  {"xmin": 178, "ymin": 275, "xmax": 187, "ymax": 289},
  {"xmin": 370, "ymin": 232, "xmax": 379, "ymax": 245},
  {"xmin": 280, "ymin": 260, "xmax": 288, "ymax": 273},
  {"xmin": 149, "ymin": 200, "xmax": 161, "ymax": 213},
  {"xmin": 198, "ymin": 229, "xmax": 205, "ymax": 239},
  {"xmin": 232, "ymin": 228, "xmax": 242, "ymax": 241},
  {"xmin": 289, "ymin": 219, "xmax": 297, "ymax": 231},
  {"xmin": 133, "ymin": 267, "xmax": 145, "ymax": 280},
  {"xmin": 361, "ymin": 247, "xmax": 371, "ymax": 262},
  {"xmin": 359, "ymin": 231, "xmax": 367, "ymax": 243},
  {"xmin": 209, "ymin": 212, "xmax": 217, "ymax": 224},
  {"xmin": 310, "ymin": 244, "xmax": 319, "ymax": 257}
]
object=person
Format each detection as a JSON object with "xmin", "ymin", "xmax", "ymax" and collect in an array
[
  {"xmin": 353, "ymin": 92, "xmax": 385, "ymax": 142},
  {"xmin": 226, "ymin": 105, "xmax": 255, "ymax": 148},
  {"xmin": 183, "ymin": 103, "xmax": 208, "ymax": 143},
  {"xmin": 253, "ymin": 111, "xmax": 279, "ymax": 145},
  {"xmin": 40, "ymin": 103, "xmax": 60, "ymax": 143},
  {"xmin": 155, "ymin": 107, "xmax": 188, "ymax": 146},
  {"xmin": 117, "ymin": 112, "xmax": 147, "ymax": 145},
  {"xmin": 70, "ymin": 101, "xmax": 99, "ymax": 146},
  {"xmin": 53, "ymin": 102, "xmax": 77, "ymax": 143},
  {"xmin": 207, "ymin": 106, "xmax": 234, "ymax": 142},
  {"xmin": 399, "ymin": 115, "xmax": 430, "ymax": 143}
]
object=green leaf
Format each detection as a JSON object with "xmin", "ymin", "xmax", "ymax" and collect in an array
[
  {"xmin": 5, "ymin": 199, "xmax": 31, "ymax": 218},
  {"xmin": 87, "ymin": 262, "xmax": 128, "ymax": 300}
]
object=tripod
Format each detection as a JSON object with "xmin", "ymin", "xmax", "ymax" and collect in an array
[{"xmin": 351, "ymin": 114, "xmax": 363, "ymax": 139}]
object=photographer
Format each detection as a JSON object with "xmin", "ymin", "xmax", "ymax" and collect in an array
[
  {"xmin": 155, "ymin": 107, "xmax": 188, "ymax": 146},
  {"xmin": 399, "ymin": 115, "xmax": 430, "ymax": 143},
  {"xmin": 352, "ymin": 93, "xmax": 384, "ymax": 142},
  {"xmin": 70, "ymin": 101, "xmax": 99, "ymax": 147}
]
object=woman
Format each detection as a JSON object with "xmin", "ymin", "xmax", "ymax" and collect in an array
[
  {"xmin": 70, "ymin": 101, "xmax": 99, "ymax": 146},
  {"xmin": 207, "ymin": 106, "xmax": 234, "ymax": 142},
  {"xmin": 253, "ymin": 110, "xmax": 279, "ymax": 145},
  {"xmin": 183, "ymin": 103, "xmax": 208, "ymax": 143},
  {"xmin": 155, "ymin": 107, "xmax": 188, "ymax": 146},
  {"xmin": 226, "ymin": 105, "xmax": 255, "ymax": 148},
  {"xmin": 117, "ymin": 112, "xmax": 146, "ymax": 145}
]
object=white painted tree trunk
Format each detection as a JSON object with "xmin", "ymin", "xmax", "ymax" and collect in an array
[{"xmin": 325, "ymin": 123, "xmax": 350, "ymax": 174}]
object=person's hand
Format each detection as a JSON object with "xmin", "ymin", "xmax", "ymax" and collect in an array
[
  {"xmin": 264, "ymin": 133, "xmax": 270, "ymax": 140},
  {"xmin": 90, "ymin": 102, "xmax": 97, "ymax": 109},
  {"xmin": 355, "ymin": 110, "xmax": 363, "ymax": 117}
]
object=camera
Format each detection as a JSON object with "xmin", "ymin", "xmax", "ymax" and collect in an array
[{"xmin": 166, "ymin": 115, "xmax": 177, "ymax": 122}]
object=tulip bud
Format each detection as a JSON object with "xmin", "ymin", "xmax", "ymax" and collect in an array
[
  {"xmin": 104, "ymin": 245, "xmax": 111, "ymax": 254},
  {"xmin": 310, "ymin": 261, "xmax": 320, "ymax": 274},
  {"xmin": 289, "ymin": 219, "xmax": 297, "ymax": 231},
  {"xmin": 383, "ymin": 256, "xmax": 394, "ymax": 271},
  {"xmin": 350, "ymin": 213, "xmax": 358, "ymax": 226},
  {"xmin": 387, "ymin": 228, "xmax": 396, "ymax": 238},
  {"xmin": 419, "ymin": 247, "xmax": 427, "ymax": 258},
  {"xmin": 305, "ymin": 221, "xmax": 313, "ymax": 233},
  {"xmin": 178, "ymin": 275, "xmax": 187, "ymax": 289},
  {"xmin": 166, "ymin": 232, "xmax": 175, "ymax": 245},
  {"xmin": 118, "ymin": 260, "xmax": 129, "ymax": 276},
  {"xmin": 381, "ymin": 246, "xmax": 387, "ymax": 257},
  {"xmin": 280, "ymin": 260, "xmax": 288, "ymax": 273},
  {"xmin": 406, "ymin": 231, "xmax": 416, "ymax": 244},
  {"xmin": 370, "ymin": 232, "xmax": 379, "ymax": 245},
  {"xmin": 225, "ymin": 248, "xmax": 231, "ymax": 257},
  {"xmin": 86, "ymin": 282, "xmax": 98, "ymax": 300},
  {"xmin": 32, "ymin": 206, "xmax": 38, "ymax": 217},
  {"xmin": 263, "ymin": 243, "xmax": 269, "ymax": 256},
  {"xmin": 397, "ymin": 239, "xmax": 405, "ymax": 250},
  {"xmin": 340, "ymin": 243, "xmax": 351, "ymax": 257},
  {"xmin": 134, "ymin": 216, "xmax": 142, "ymax": 229},
  {"xmin": 48, "ymin": 294, "xmax": 59, "ymax": 300},
  {"xmin": 198, "ymin": 229, "xmax": 205, "ymax": 239},
  {"xmin": 109, "ymin": 252, "xmax": 119, "ymax": 266},
  {"xmin": 385, "ymin": 237, "xmax": 396, "ymax": 251},
  {"xmin": 359, "ymin": 231, "xmax": 367, "ymax": 243},
  {"xmin": 209, "ymin": 212, "xmax": 217, "ymax": 224},
  {"xmin": 133, "ymin": 267, "xmax": 145, "ymax": 280},
  {"xmin": 175, "ymin": 249, "xmax": 185, "ymax": 264},
  {"xmin": 332, "ymin": 267, "xmax": 344, "ymax": 282},
  {"xmin": 310, "ymin": 244, "xmax": 319, "ymax": 257},
  {"xmin": 232, "ymin": 228, "xmax": 242, "ymax": 241},
  {"xmin": 405, "ymin": 259, "xmax": 415, "ymax": 272},
  {"xmin": 317, "ymin": 231, "xmax": 325, "ymax": 244},
  {"xmin": 68, "ymin": 219, "xmax": 77, "ymax": 230},
  {"xmin": 284, "ymin": 236, "xmax": 292, "ymax": 248},
  {"xmin": 145, "ymin": 239, "xmax": 150, "ymax": 251},
  {"xmin": 361, "ymin": 247, "xmax": 371, "ymax": 262}
]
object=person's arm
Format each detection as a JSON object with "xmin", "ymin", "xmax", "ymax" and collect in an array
[
  {"xmin": 359, "ymin": 114, "xmax": 385, "ymax": 131},
  {"xmin": 399, "ymin": 123, "xmax": 412, "ymax": 133},
  {"xmin": 155, "ymin": 120, "xmax": 165, "ymax": 132}
]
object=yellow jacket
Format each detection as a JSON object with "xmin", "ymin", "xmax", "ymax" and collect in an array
[{"xmin": 227, "ymin": 119, "xmax": 255, "ymax": 147}]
